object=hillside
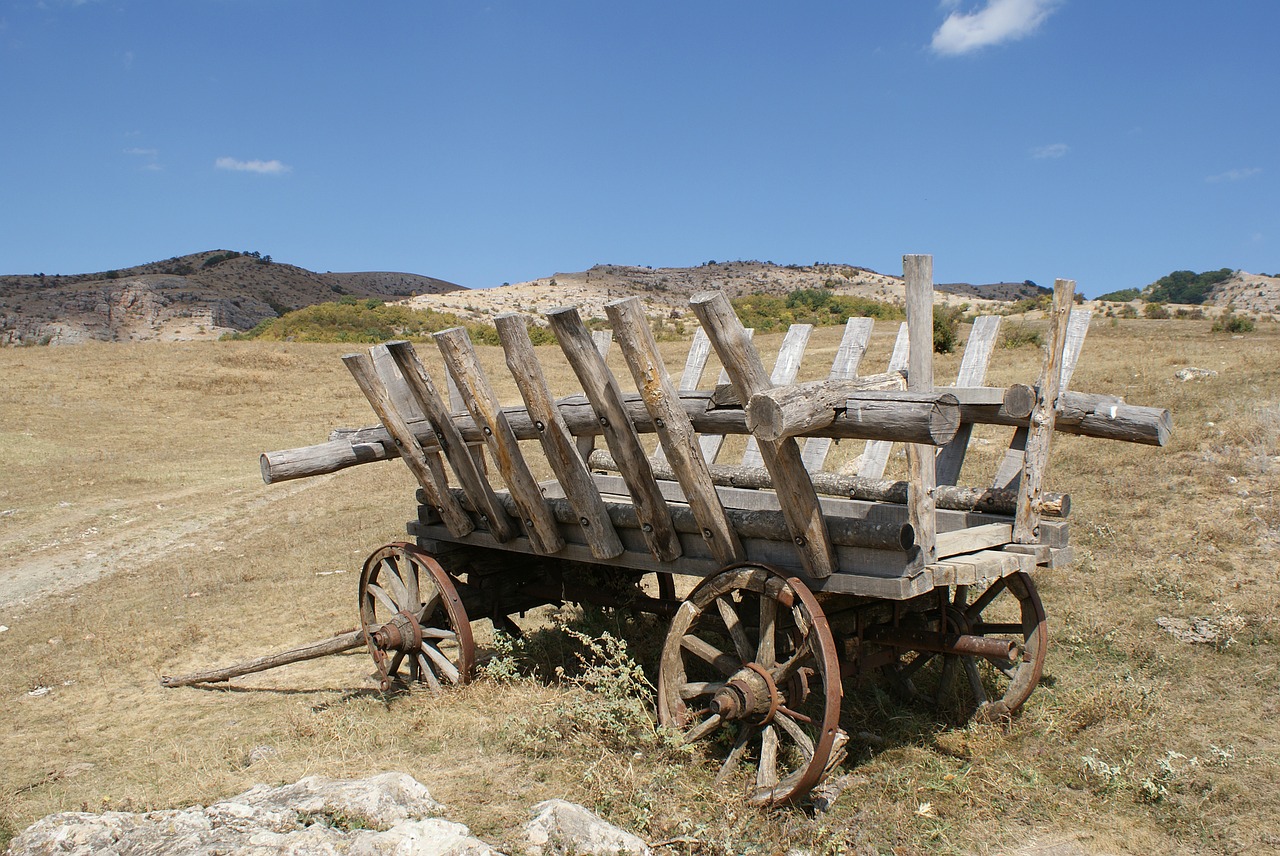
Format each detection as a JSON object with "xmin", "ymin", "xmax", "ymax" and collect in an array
[
  {"xmin": 1207, "ymin": 270, "xmax": 1280, "ymax": 313},
  {"xmin": 401, "ymin": 260, "xmax": 1047, "ymax": 324},
  {"xmin": 0, "ymin": 250, "xmax": 463, "ymax": 346}
]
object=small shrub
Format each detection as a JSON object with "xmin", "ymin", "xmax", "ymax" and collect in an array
[
  {"xmin": 1143, "ymin": 302, "xmax": 1170, "ymax": 319},
  {"xmin": 933, "ymin": 305, "xmax": 963, "ymax": 353},
  {"xmin": 1001, "ymin": 323, "xmax": 1043, "ymax": 349},
  {"xmin": 1211, "ymin": 312, "xmax": 1255, "ymax": 334}
]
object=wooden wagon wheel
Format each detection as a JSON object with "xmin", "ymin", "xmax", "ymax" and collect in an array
[
  {"xmin": 657, "ymin": 564, "xmax": 843, "ymax": 806},
  {"xmin": 359, "ymin": 542, "xmax": 475, "ymax": 693},
  {"xmin": 883, "ymin": 571, "xmax": 1047, "ymax": 721}
]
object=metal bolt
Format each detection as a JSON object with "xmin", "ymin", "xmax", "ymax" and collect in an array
[
  {"xmin": 598, "ymin": 416, "xmax": 609, "ymax": 427},
  {"xmin": 580, "ymin": 517, "xmax": 591, "ymax": 527},
  {"xmin": 535, "ymin": 420, "xmax": 545, "ymax": 431},
  {"xmin": 654, "ymin": 417, "xmax": 665, "ymax": 429},
  {"xmin": 702, "ymin": 528, "xmax": 713, "ymax": 539},
  {"xmin": 794, "ymin": 535, "xmax": 806, "ymax": 546},
  {"xmin": 435, "ymin": 431, "xmax": 444, "ymax": 440},
  {"xmin": 642, "ymin": 523, "xmax": 653, "ymax": 533},
  {"xmin": 525, "ymin": 519, "xmax": 534, "ymax": 527},
  {"xmin": 483, "ymin": 426, "xmax": 493, "ymax": 435}
]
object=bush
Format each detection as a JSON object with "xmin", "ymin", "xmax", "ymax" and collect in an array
[
  {"xmin": 1148, "ymin": 268, "xmax": 1233, "ymax": 305},
  {"xmin": 1143, "ymin": 302, "xmax": 1170, "ymax": 319},
  {"xmin": 1211, "ymin": 312, "xmax": 1255, "ymax": 334},
  {"xmin": 933, "ymin": 305, "xmax": 963, "ymax": 354},
  {"xmin": 1097, "ymin": 287, "xmax": 1142, "ymax": 302},
  {"xmin": 1001, "ymin": 323, "xmax": 1043, "ymax": 349},
  {"xmin": 731, "ymin": 287, "xmax": 902, "ymax": 333}
]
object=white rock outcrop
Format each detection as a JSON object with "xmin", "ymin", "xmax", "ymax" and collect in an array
[{"xmin": 521, "ymin": 799, "xmax": 652, "ymax": 856}]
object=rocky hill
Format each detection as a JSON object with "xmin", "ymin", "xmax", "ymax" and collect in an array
[
  {"xmin": 1206, "ymin": 271, "xmax": 1280, "ymax": 314},
  {"xmin": 0, "ymin": 250, "xmax": 463, "ymax": 346},
  {"xmin": 401, "ymin": 261, "xmax": 1047, "ymax": 325}
]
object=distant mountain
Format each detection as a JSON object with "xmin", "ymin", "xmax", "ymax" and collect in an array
[
  {"xmin": 0, "ymin": 250, "xmax": 465, "ymax": 345},
  {"xmin": 934, "ymin": 281, "xmax": 1051, "ymax": 302}
]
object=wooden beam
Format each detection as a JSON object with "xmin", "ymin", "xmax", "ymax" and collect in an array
[
  {"xmin": 547, "ymin": 305, "xmax": 681, "ymax": 562},
  {"xmin": 432, "ymin": 328, "xmax": 565, "ymax": 555},
  {"xmin": 903, "ymin": 254, "xmax": 937, "ymax": 563},
  {"xmin": 690, "ymin": 292, "xmax": 836, "ymax": 578},
  {"xmin": 494, "ymin": 313, "xmax": 624, "ymax": 560},
  {"xmin": 606, "ymin": 297, "xmax": 745, "ymax": 564}
]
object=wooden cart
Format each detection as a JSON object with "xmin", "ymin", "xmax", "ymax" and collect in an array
[{"xmin": 178, "ymin": 255, "xmax": 1172, "ymax": 806}]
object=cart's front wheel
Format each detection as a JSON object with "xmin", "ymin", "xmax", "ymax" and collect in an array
[
  {"xmin": 359, "ymin": 543, "xmax": 475, "ymax": 693},
  {"xmin": 883, "ymin": 571, "xmax": 1047, "ymax": 721},
  {"xmin": 657, "ymin": 565, "xmax": 844, "ymax": 806}
]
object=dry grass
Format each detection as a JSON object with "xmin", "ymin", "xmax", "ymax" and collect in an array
[{"xmin": 1, "ymin": 318, "xmax": 1277, "ymax": 854}]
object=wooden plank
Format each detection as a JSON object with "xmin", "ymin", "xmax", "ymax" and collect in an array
[
  {"xmin": 547, "ymin": 305, "xmax": 682, "ymax": 561},
  {"xmin": 934, "ymin": 522, "xmax": 1012, "ymax": 558},
  {"xmin": 992, "ymin": 308, "xmax": 1092, "ymax": 489},
  {"xmin": 903, "ymin": 254, "xmax": 938, "ymax": 565},
  {"xmin": 1013, "ymin": 280, "xmax": 1075, "ymax": 542},
  {"xmin": 802, "ymin": 317, "xmax": 875, "ymax": 471},
  {"xmin": 857, "ymin": 322, "xmax": 911, "ymax": 479},
  {"xmin": 741, "ymin": 323, "xmax": 813, "ymax": 468},
  {"xmin": 494, "ymin": 313, "xmax": 624, "ymax": 560},
  {"xmin": 690, "ymin": 292, "xmax": 836, "ymax": 578},
  {"xmin": 699, "ymin": 327, "xmax": 753, "ymax": 465},
  {"xmin": 432, "ymin": 327, "xmax": 566, "ymax": 555},
  {"xmin": 384, "ymin": 341, "xmax": 516, "ymax": 542},
  {"xmin": 606, "ymin": 296, "xmax": 746, "ymax": 565},
  {"xmin": 343, "ymin": 352, "xmax": 474, "ymax": 537},
  {"xmin": 935, "ymin": 315, "xmax": 1002, "ymax": 485}
]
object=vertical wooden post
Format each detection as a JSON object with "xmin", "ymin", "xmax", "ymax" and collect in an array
[
  {"xmin": 934, "ymin": 315, "xmax": 1002, "ymax": 485},
  {"xmin": 690, "ymin": 291, "xmax": 836, "ymax": 579},
  {"xmin": 801, "ymin": 317, "xmax": 875, "ymax": 471},
  {"xmin": 903, "ymin": 255, "xmax": 937, "ymax": 565},
  {"xmin": 494, "ymin": 313, "xmax": 625, "ymax": 560},
  {"xmin": 547, "ymin": 306, "xmax": 682, "ymax": 562},
  {"xmin": 1014, "ymin": 279, "xmax": 1076, "ymax": 543},
  {"xmin": 606, "ymin": 297, "xmax": 746, "ymax": 565},
  {"xmin": 433, "ymin": 328, "xmax": 566, "ymax": 555}
]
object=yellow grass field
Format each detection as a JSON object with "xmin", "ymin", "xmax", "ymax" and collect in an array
[{"xmin": 1, "ymin": 318, "xmax": 1277, "ymax": 854}]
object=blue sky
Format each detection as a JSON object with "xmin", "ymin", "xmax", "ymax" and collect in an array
[{"xmin": 1, "ymin": 1, "xmax": 1276, "ymax": 297}]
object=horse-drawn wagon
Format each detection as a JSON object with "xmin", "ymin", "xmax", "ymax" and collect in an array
[{"xmin": 167, "ymin": 255, "xmax": 1171, "ymax": 806}]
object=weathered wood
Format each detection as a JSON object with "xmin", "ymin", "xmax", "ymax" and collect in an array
[
  {"xmin": 586, "ymin": 449, "xmax": 1069, "ymax": 517},
  {"xmin": 802, "ymin": 317, "xmax": 874, "ymax": 471},
  {"xmin": 447, "ymin": 486, "xmax": 914, "ymax": 553},
  {"xmin": 858, "ymin": 322, "xmax": 911, "ymax": 479},
  {"xmin": 1014, "ymin": 280, "xmax": 1075, "ymax": 543},
  {"xmin": 606, "ymin": 296, "xmax": 745, "ymax": 564},
  {"xmin": 384, "ymin": 341, "xmax": 516, "ymax": 543},
  {"xmin": 741, "ymin": 323, "xmax": 812, "ymax": 468},
  {"xmin": 652, "ymin": 327, "xmax": 714, "ymax": 467},
  {"xmin": 746, "ymin": 372, "xmax": 905, "ymax": 439},
  {"xmin": 494, "ymin": 313, "xmax": 624, "ymax": 560},
  {"xmin": 935, "ymin": 315, "xmax": 1002, "ymax": 485},
  {"xmin": 547, "ymin": 305, "xmax": 681, "ymax": 562},
  {"xmin": 432, "ymin": 327, "xmax": 565, "ymax": 555},
  {"xmin": 575, "ymin": 330, "xmax": 615, "ymax": 460},
  {"xmin": 699, "ymin": 327, "xmax": 753, "ymax": 464},
  {"xmin": 903, "ymin": 255, "xmax": 937, "ymax": 564},
  {"xmin": 343, "ymin": 352, "xmax": 474, "ymax": 537},
  {"xmin": 161, "ymin": 629, "xmax": 365, "ymax": 688},
  {"xmin": 993, "ymin": 308, "xmax": 1093, "ymax": 489},
  {"xmin": 934, "ymin": 522, "xmax": 1013, "ymax": 559},
  {"xmin": 263, "ymin": 382, "xmax": 1167, "ymax": 485},
  {"xmin": 690, "ymin": 291, "xmax": 836, "ymax": 579}
]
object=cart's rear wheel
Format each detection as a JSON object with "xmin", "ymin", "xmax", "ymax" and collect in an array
[
  {"xmin": 657, "ymin": 564, "xmax": 844, "ymax": 806},
  {"xmin": 359, "ymin": 542, "xmax": 475, "ymax": 693},
  {"xmin": 883, "ymin": 571, "xmax": 1047, "ymax": 721}
]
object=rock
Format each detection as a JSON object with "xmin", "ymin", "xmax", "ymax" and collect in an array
[
  {"xmin": 1175, "ymin": 367, "xmax": 1218, "ymax": 381},
  {"xmin": 522, "ymin": 799, "xmax": 651, "ymax": 856},
  {"xmin": 6, "ymin": 773, "xmax": 501, "ymax": 856},
  {"xmin": 244, "ymin": 745, "xmax": 279, "ymax": 766}
]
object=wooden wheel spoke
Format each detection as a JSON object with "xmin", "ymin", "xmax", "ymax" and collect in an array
[
  {"xmin": 777, "ymin": 705, "xmax": 813, "ymax": 726},
  {"xmin": 963, "ymin": 656, "xmax": 987, "ymax": 706},
  {"xmin": 987, "ymin": 656, "xmax": 1018, "ymax": 677},
  {"xmin": 420, "ymin": 627, "xmax": 457, "ymax": 640},
  {"xmin": 681, "ymin": 712, "xmax": 723, "ymax": 744},
  {"xmin": 366, "ymin": 582, "xmax": 399, "ymax": 616},
  {"xmin": 774, "ymin": 711, "xmax": 815, "ymax": 758},
  {"xmin": 403, "ymin": 557, "xmax": 420, "ymax": 611},
  {"xmin": 416, "ymin": 653, "xmax": 442, "ymax": 692},
  {"xmin": 757, "ymin": 725, "xmax": 779, "ymax": 789},
  {"xmin": 381, "ymin": 558, "xmax": 411, "ymax": 607},
  {"xmin": 422, "ymin": 642, "xmax": 461, "ymax": 683},
  {"xmin": 680, "ymin": 680, "xmax": 725, "ymax": 700},
  {"xmin": 714, "ymin": 726, "xmax": 756, "ymax": 786},
  {"xmin": 757, "ymin": 596, "xmax": 777, "ymax": 668},
  {"xmin": 387, "ymin": 650, "xmax": 406, "ymax": 678},
  {"xmin": 951, "ymin": 584, "xmax": 969, "ymax": 610},
  {"xmin": 771, "ymin": 637, "xmax": 814, "ymax": 686},
  {"xmin": 938, "ymin": 655, "xmax": 959, "ymax": 698},
  {"xmin": 971, "ymin": 622, "xmax": 1024, "ymax": 635},
  {"xmin": 715, "ymin": 596, "xmax": 755, "ymax": 663},
  {"xmin": 681, "ymin": 635, "xmax": 740, "ymax": 677},
  {"xmin": 897, "ymin": 650, "xmax": 936, "ymax": 683},
  {"xmin": 966, "ymin": 577, "xmax": 1007, "ymax": 621}
]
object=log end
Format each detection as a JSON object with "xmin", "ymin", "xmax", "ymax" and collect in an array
[
  {"xmin": 1003, "ymin": 383, "xmax": 1037, "ymax": 420},
  {"xmin": 259, "ymin": 453, "xmax": 276, "ymax": 485},
  {"xmin": 745, "ymin": 393, "xmax": 787, "ymax": 442},
  {"xmin": 930, "ymin": 393, "xmax": 962, "ymax": 446},
  {"xmin": 1156, "ymin": 409, "xmax": 1173, "ymax": 446}
]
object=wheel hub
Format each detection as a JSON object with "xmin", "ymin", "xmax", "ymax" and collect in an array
[
  {"xmin": 710, "ymin": 662, "xmax": 782, "ymax": 724},
  {"xmin": 371, "ymin": 610, "xmax": 423, "ymax": 654}
]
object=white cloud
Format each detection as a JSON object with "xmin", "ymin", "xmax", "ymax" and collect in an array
[
  {"xmin": 124, "ymin": 146, "xmax": 161, "ymax": 171},
  {"xmin": 1206, "ymin": 167, "xmax": 1261, "ymax": 183},
  {"xmin": 215, "ymin": 156, "xmax": 291, "ymax": 175},
  {"xmin": 1031, "ymin": 142, "xmax": 1069, "ymax": 159},
  {"xmin": 931, "ymin": 0, "xmax": 1060, "ymax": 56}
]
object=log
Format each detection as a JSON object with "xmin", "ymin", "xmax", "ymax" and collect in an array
[
  {"xmin": 586, "ymin": 449, "xmax": 1069, "ymax": 518},
  {"xmin": 448, "ymin": 487, "xmax": 915, "ymax": 553},
  {"xmin": 746, "ymin": 381, "xmax": 966, "ymax": 445},
  {"xmin": 802, "ymin": 316, "xmax": 875, "ymax": 470},
  {"xmin": 161, "ymin": 629, "xmax": 363, "ymax": 688},
  {"xmin": 260, "ymin": 388, "xmax": 1170, "ymax": 484}
]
